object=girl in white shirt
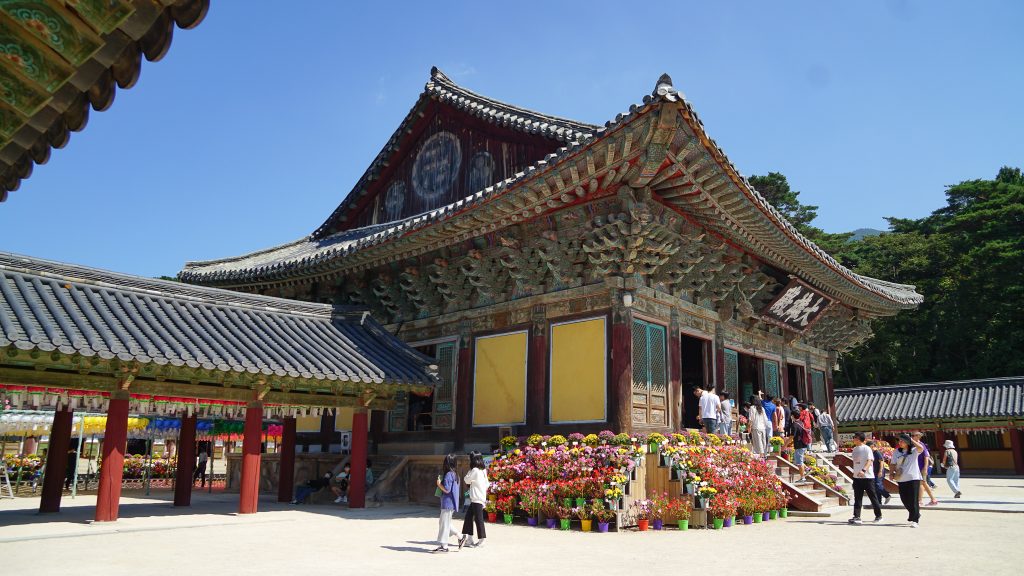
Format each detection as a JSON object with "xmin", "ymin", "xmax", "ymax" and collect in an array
[
  {"xmin": 891, "ymin": 433, "xmax": 926, "ymax": 527},
  {"xmin": 460, "ymin": 452, "xmax": 490, "ymax": 548}
]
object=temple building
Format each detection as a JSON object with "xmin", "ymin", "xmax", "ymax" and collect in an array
[
  {"xmin": 180, "ymin": 68, "xmax": 923, "ymax": 451},
  {"xmin": 836, "ymin": 377, "xmax": 1024, "ymax": 473}
]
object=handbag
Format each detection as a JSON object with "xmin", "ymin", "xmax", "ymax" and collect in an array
[{"xmin": 434, "ymin": 474, "xmax": 443, "ymax": 498}]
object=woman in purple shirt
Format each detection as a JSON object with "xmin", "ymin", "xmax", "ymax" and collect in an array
[{"xmin": 433, "ymin": 454, "xmax": 461, "ymax": 553}]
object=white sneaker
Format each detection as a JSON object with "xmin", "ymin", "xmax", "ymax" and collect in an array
[
  {"xmin": 872, "ymin": 516, "xmax": 883, "ymax": 523},
  {"xmin": 333, "ymin": 496, "xmax": 343, "ymax": 503},
  {"xmin": 341, "ymin": 497, "xmax": 348, "ymax": 504},
  {"xmin": 883, "ymin": 496, "xmax": 891, "ymax": 505},
  {"xmin": 848, "ymin": 517, "xmax": 862, "ymax": 525},
  {"xmin": 909, "ymin": 521, "xmax": 918, "ymax": 528}
]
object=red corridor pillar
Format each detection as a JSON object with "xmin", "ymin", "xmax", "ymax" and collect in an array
[
  {"xmin": 348, "ymin": 408, "xmax": 369, "ymax": 508},
  {"xmin": 39, "ymin": 407, "xmax": 74, "ymax": 513},
  {"xmin": 610, "ymin": 317, "xmax": 632, "ymax": 434},
  {"xmin": 1011, "ymin": 429, "xmax": 1024, "ymax": 475},
  {"xmin": 527, "ymin": 312, "xmax": 547, "ymax": 432},
  {"xmin": 277, "ymin": 417, "xmax": 296, "ymax": 503},
  {"xmin": 174, "ymin": 415, "xmax": 197, "ymax": 507},
  {"xmin": 95, "ymin": 394, "xmax": 129, "ymax": 522},
  {"xmin": 238, "ymin": 402, "xmax": 263, "ymax": 514}
]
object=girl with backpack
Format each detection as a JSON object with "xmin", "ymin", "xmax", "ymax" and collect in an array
[{"xmin": 942, "ymin": 439, "xmax": 962, "ymax": 498}]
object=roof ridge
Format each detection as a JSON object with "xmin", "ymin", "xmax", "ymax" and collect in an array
[
  {"xmin": 1, "ymin": 252, "xmax": 335, "ymax": 318},
  {"xmin": 835, "ymin": 376, "xmax": 1024, "ymax": 395},
  {"xmin": 427, "ymin": 66, "xmax": 599, "ymax": 132}
]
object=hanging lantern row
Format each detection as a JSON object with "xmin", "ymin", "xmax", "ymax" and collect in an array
[
  {"xmin": 1, "ymin": 385, "xmax": 331, "ymax": 419},
  {"xmin": 0, "ymin": 410, "xmax": 289, "ymax": 442}
]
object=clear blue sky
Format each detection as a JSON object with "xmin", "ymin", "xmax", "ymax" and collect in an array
[{"xmin": 2, "ymin": 1, "xmax": 1021, "ymax": 278}]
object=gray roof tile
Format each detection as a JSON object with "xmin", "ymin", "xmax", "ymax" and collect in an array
[
  {"xmin": 835, "ymin": 377, "xmax": 1024, "ymax": 424},
  {"xmin": 0, "ymin": 252, "xmax": 436, "ymax": 387}
]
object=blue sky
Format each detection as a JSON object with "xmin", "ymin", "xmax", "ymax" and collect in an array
[{"xmin": 2, "ymin": 1, "xmax": 1021, "ymax": 278}]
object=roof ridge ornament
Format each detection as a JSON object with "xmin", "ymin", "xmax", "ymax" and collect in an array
[
  {"xmin": 430, "ymin": 66, "xmax": 452, "ymax": 84},
  {"xmin": 653, "ymin": 73, "xmax": 681, "ymax": 102}
]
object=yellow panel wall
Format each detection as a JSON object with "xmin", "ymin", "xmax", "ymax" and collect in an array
[
  {"xmin": 296, "ymin": 416, "xmax": 321, "ymax": 433},
  {"xmin": 473, "ymin": 331, "xmax": 528, "ymax": 426},
  {"xmin": 550, "ymin": 317, "xmax": 606, "ymax": 423}
]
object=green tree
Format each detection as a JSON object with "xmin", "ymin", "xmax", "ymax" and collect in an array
[
  {"xmin": 748, "ymin": 172, "xmax": 854, "ymax": 260},
  {"xmin": 840, "ymin": 166, "xmax": 1024, "ymax": 385}
]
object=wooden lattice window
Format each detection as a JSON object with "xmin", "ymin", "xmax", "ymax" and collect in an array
[
  {"xmin": 389, "ymin": 340, "xmax": 458, "ymax": 431},
  {"xmin": 763, "ymin": 360, "xmax": 781, "ymax": 399},
  {"xmin": 632, "ymin": 320, "xmax": 667, "ymax": 426},
  {"xmin": 724, "ymin": 349, "xmax": 739, "ymax": 401},
  {"xmin": 810, "ymin": 369, "xmax": 827, "ymax": 407}
]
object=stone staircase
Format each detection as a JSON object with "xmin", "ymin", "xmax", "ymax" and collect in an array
[{"xmin": 769, "ymin": 453, "xmax": 850, "ymax": 514}]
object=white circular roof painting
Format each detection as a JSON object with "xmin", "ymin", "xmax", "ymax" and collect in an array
[
  {"xmin": 466, "ymin": 150, "xmax": 495, "ymax": 193},
  {"xmin": 412, "ymin": 131, "xmax": 461, "ymax": 207},
  {"xmin": 383, "ymin": 180, "xmax": 406, "ymax": 221}
]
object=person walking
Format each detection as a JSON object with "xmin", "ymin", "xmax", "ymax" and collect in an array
[
  {"xmin": 819, "ymin": 410, "xmax": 836, "ymax": 453},
  {"xmin": 848, "ymin": 432, "xmax": 882, "ymax": 524},
  {"xmin": 941, "ymin": 439, "xmax": 962, "ymax": 498},
  {"xmin": 867, "ymin": 440, "xmax": 892, "ymax": 505},
  {"xmin": 718, "ymin": 391, "xmax": 733, "ymax": 436},
  {"xmin": 912, "ymin": 432, "xmax": 939, "ymax": 506},
  {"xmin": 891, "ymin": 433, "xmax": 926, "ymax": 527},
  {"xmin": 460, "ymin": 452, "xmax": 490, "ymax": 549},
  {"xmin": 760, "ymin": 393, "xmax": 776, "ymax": 451},
  {"xmin": 747, "ymin": 396, "xmax": 768, "ymax": 455},
  {"xmin": 194, "ymin": 447, "xmax": 208, "ymax": 488},
  {"xmin": 433, "ymin": 454, "xmax": 461, "ymax": 553},
  {"xmin": 772, "ymin": 398, "xmax": 785, "ymax": 438},
  {"xmin": 791, "ymin": 413, "xmax": 811, "ymax": 481},
  {"xmin": 698, "ymin": 386, "xmax": 720, "ymax": 434}
]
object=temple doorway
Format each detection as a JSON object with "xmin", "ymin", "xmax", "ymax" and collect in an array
[
  {"xmin": 680, "ymin": 334, "xmax": 710, "ymax": 429},
  {"xmin": 786, "ymin": 363, "xmax": 805, "ymax": 401}
]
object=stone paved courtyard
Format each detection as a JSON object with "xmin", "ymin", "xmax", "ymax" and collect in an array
[{"xmin": 2, "ymin": 477, "xmax": 1022, "ymax": 575}]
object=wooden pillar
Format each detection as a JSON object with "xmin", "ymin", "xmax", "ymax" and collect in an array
[
  {"xmin": 238, "ymin": 402, "xmax": 263, "ymax": 514},
  {"xmin": 934, "ymin": 429, "xmax": 947, "ymax": 452},
  {"xmin": 39, "ymin": 407, "xmax": 73, "ymax": 513},
  {"xmin": 95, "ymin": 394, "xmax": 129, "ymax": 522},
  {"xmin": 348, "ymin": 409, "xmax": 369, "ymax": 508},
  {"xmin": 825, "ymin": 367, "xmax": 837, "ymax": 417},
  {"xmin": 174, "ymin": 414, "xmax": 197, "ymax": 507},
  {"xmin": 527, "ymin": 307, "xmax": 547, "ymax": 432},
  {"xmin": 715, "ymin": 345, "xmax": 725, "ymax": 393},
  {"xmin": 668, "ymin": 317, "xmax": 682, "ymax": 431},
  {"xmin": 369, "ymin": 410, "xmax": 385, "ymax": 454},
  {"xmin": 610, "ymin": 315, "xmax": 632, "ymax": 434},
  {"xmin": 454, "ymin": 331, "xmax": 472, "ymax": 450},
  {"xmin": 277, "ymin": 417, "xmax": 296, "ymax": 503},
  {"xmin": 781, "ymin": 360, "xmax": 791, "ymax": 398},
  {"xmin": 1011, "ymin": 429, "xmax": 1024, "ymax": 475},
  {"xmin": 318, "ymin": 411, "xmax": 333, "ymax": 453}
]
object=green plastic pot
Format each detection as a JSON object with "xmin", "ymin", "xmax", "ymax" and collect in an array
[
  {"xmin": 503, "ymin": 514, "xmax": 513, "ymax": 525},
  {"xmin": 753, "ymin": 513, "xmax": 763, "ymax": 523},
  {"xmin": 559, "ymin": 518, "xmax": 570, "ymax": 531},
  {"xmin": 770, "ymin": 510, "xmax": 778, "ymax": 520},
  {"xmin": 780, "ymin": 508, "xmax": 789, "ymax": 518},
  {"xmin": 677, "ymin": 519, "xmax": 689, "ymax": 531},
  {"xmin": 575, "ymin": 497, "xmax": 586, "ymax": 508},
  {"xmin": 712, "ymin": 518, "xmax": 724, "ymax": 530}
]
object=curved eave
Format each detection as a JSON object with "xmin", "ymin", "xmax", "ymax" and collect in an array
[{"xmin": 0, "ymin": 0, "xmax": 210, "ymax": 202}]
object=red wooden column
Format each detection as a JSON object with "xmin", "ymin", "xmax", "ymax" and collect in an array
[
  {"xmin": 348, "ymin": 408, "xmax": 369, "ymax": 508},
  {"xmin": 668, "ymin": 325, "xmax": 682, "ymax": 430},
  {"xmin": 277, "ymin": 416, "xmax": 296, "ymax": 503},
  {"xmin": 454, "ymin": 333, "xmax": 472, "ymax": 450},
  {"xmin": 174, "ymin": 415, "xmax": 197, "ymax": 507},
  {"xmin": 610, "ymin": 315, "xmax": 632, "ymax": 433},
  {"xmin": 825, "ymin": 367, "xmax": 837, "ymax": 417},
  {"xmin": 527, "ymin": 310, "xmax": 548, "ymax": 432},
  {"xmin": 715, "ymin": 345, "xmax": 725, "ymax": 393},
  {"xmin": 95, "ymin": 394, "xmax": 129, "ymax": 522},
  {"xmin": 934, "ymin": 430, "xmax": 947, "ymax": 452},
  {"xmin": 238, "ymin": 401, "xmax": 263, "ymax": 514},
  {"xmin": 1011, "ymin": 429, "xmax": 1024, "ymax": 475},
  {"xmin": 39, "ymin": 407, "xmax": 74, "ymax": 513}
]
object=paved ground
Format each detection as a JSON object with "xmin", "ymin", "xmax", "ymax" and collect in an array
[{"xmin": 2, "ymin": 477, "xmax": 1023, "ymax": 575}]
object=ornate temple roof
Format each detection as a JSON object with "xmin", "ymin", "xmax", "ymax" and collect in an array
[
  {"xmin": 0, "ymin": 252, "xmax": 436, "ymax": 388},
  {"xmin": 835, "ymin": 377, "xmax": 1024, "ymax": 425},
  {"xmin": 180, "ymin": 69, "xmax": 922, "ymax": 316},
  {"xmin": 0, "ymin": 0, "xmax": 209, "ymax": 202}
]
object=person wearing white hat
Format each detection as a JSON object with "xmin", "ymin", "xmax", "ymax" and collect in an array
[{"xmin": 941, "ymin": 439, "xmax": 962, "ymax": 498}]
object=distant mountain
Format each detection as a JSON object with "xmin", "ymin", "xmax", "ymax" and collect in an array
[{"xmin": 849, "ymin": 228, "xmax": 883, "ymax": 241}]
